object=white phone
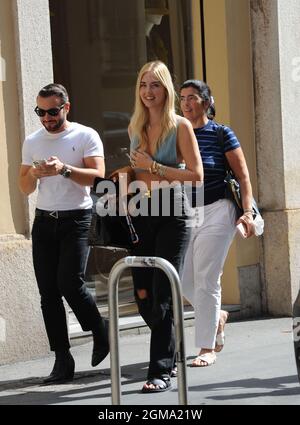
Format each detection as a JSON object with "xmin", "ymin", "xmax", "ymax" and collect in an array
[{"xmin": 236, "ymin": 222, "xmax": 247, "ymax": 239}]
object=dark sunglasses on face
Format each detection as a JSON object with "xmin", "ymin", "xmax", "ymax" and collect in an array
[{"xmin": 34, "ymin": 104, "xmax": 65, "ymax": 117}]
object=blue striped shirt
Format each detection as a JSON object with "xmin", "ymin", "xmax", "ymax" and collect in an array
[{"xmin": 194, "ymin": 120, "xmax": 240, "ymax": 205}]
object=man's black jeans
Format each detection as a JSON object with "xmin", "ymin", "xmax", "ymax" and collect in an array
[{"xmin": 32, "ymin": 209, "xmax": 102, "ymax": 351}]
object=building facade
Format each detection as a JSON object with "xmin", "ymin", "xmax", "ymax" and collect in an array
[{"xmin": 0, "ymin": 0, "xmax": 299, "ymax": 364}]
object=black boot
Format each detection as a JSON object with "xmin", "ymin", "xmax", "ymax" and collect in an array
[
  {"xmin": 91, "ymin": 318, "xmax": 110, "ymax": 367},
  {"xmin": 43, "ymin": 350, "xmax": 75, "ymax": 384}
]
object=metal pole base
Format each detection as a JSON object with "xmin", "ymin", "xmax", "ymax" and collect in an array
[
  {"xmin": 108, "ymin": 256, "xmax": 188, "ymax": 405},
  {"xmin": 293, "ymin": 289, "xmax": 300, "ymax": 383}
]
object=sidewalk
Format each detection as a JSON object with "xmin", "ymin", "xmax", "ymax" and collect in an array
[{"xmin": 0, "ymin": 317, "xmax": 299, "ymax": 405}]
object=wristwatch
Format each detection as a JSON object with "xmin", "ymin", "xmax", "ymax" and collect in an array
[{"xmin": 59, "ymin": 164, "xmax": 72, "ymax": 178}]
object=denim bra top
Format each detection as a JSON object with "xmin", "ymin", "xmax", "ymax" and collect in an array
[{"xmin": 130, "ymin": 120, "xmax": 185, "ymax": 169}]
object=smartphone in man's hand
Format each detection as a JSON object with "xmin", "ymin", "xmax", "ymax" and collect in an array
[{"xmin": 33, "ymin": 159, "xmax": 47, "ymax": 167}]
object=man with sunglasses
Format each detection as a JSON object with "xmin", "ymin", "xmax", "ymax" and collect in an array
[{"xmin": 19, "ymin": 84, "xmax": 109, "ymax": 383}]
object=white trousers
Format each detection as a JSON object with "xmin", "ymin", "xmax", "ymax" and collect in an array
[{"xmin": 181, "ymin": 198, "xmax": 237, "ymax": 349}]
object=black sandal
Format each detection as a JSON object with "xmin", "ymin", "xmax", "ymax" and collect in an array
[{"xmin": 141, "ymin": 376, "xmax": 172, "ymax": 393}]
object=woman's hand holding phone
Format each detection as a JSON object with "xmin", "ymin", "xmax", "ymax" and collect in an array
[{"xmin": 236, "ymin": 222, "xmax": 247, "ymax": 238}]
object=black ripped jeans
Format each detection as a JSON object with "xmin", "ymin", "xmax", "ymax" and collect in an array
[
  {"xmin": 32, "ymin": 210, "xmax": 103, "ymax": 351},
  {"xmin": 131, "ymin": 190, "xmax": 191, "ymax": 379}
]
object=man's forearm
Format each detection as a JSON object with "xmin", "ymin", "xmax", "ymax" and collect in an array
[
  {"xmin": 19, "ymin": 172, "xmax": 38, "ymax": 195},
  {"xmin": 65, "ymin": 165, "xmax": 105, "ymax": 186}
]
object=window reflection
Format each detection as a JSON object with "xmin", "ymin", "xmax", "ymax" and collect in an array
[{"xmin": 145, "ymin": 0, "xmax": 172, "ymax": 70}]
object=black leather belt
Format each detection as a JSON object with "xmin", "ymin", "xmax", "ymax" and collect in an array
[{"xmin": 35, "ymin": 208, "xmax": 92, "ymax": 219}]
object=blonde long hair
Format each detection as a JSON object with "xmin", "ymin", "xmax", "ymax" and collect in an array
[{"xmin": 129, "ymin": 61, "xmax": 177, "ymax": 152}]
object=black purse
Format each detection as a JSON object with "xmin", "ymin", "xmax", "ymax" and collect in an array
[
  {"xmin": 216, "ymin": 125, "xmax": 260, "ymax": 219},
  {"xmin": 88, "ymin": 177, "xmax": 139, "ymax": 250}
]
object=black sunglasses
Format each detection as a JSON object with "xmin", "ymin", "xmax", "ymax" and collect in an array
[{"xmin": 34, "ymin": 104, "xmax": 65, "ymax": 117}]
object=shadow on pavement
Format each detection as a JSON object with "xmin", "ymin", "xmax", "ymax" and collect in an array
[
  {"xmin": 189, "ymin": 374, "xmax": 300, "ymax": 401},
  {"xmin": 0, "ymin": 362, "xmax": 150, "ymax": 405}
]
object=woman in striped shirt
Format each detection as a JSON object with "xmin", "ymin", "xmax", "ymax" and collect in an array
[{"xmin": 180, "ymin": 79, "xmax": 255, "ymax": 367}]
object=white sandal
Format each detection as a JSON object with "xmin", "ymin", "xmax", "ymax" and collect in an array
[
  {"xmin": 191, "ymin": 352, "xmax": 216, "ymax": 367},
  {"xmin": 215, "ymin": 310, "xmax": 229, "ymax": 352},
  {"xmin": 215, "ymin": 331, "xmax": 225, "ymax": 352}
]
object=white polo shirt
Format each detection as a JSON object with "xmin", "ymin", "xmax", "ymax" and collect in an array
[{"xmin": 22, "ymin": 122, "xmax": 104, "ymax": 211}]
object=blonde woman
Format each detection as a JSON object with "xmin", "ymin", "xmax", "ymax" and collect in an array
[{"xmin": 127, "ymin": 61, "xmax": 203, "ymax": 393}]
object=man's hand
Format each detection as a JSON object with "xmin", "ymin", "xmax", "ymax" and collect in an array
[
  {"xmin": 29, "ymin": 160, "xmax": 55, "ymax": 178},
  {"xmin": 40, "ymin": 156, "xmax": 64, "ymax": 176},
  {"xmin": 29, "ymin": 165, "xmax": 45, "ymax": 179},
  {"xmin": 28, "ymin": 156, "xmax": 64, "ymax": 178}
]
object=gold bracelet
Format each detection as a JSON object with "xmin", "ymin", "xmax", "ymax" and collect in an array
[
  {"xmin": 243, "ymin": 208, "xmax": 252, "ymax": 214},
  {"xmin": 152, "ymin": 161, "xmax": 157, "ymax": 173},
  {"xmin": 151, "ymin": 161, "xmax": 158, "ymax": 174}
]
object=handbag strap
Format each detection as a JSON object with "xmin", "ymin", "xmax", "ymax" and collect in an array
[
  {"xmin": 216, "ymin": 125, "xmax": 231, "ymax": 174},
  {"xmin": 216, "ymin": 125, "xmax": 260, "ymax": 219},
  {"xmin": 216, "ymin": 124, "xmax": 243, "ymax": 211},
  {"xmin": 119, "ymin": 195, "xmax": 139, "ymax": 244}
]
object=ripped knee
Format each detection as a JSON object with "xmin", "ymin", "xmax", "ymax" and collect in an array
[{"xmin": 137, "ymin": 289, "xmax": 148, "ymax": 299}]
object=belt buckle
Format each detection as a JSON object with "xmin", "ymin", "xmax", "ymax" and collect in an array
[{"xmin": 49, "ymin": 211, "xmax": 59, "ymax": 219}]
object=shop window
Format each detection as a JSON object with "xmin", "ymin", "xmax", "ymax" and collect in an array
[{"xmin": 49, "ymin": 0, "xmax": 194, "ymax": 318}]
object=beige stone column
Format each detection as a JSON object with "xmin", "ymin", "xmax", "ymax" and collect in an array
[
  {"xmin": 250, "ymin": 0, "xmax": 300, "ymax": 315},
  {"xmin": 0, "ymin": 0, "xmax": 53, "ymax": 364},
  {"xmin": 13, "ymin": 0, "xmax": 54, "ymax": 231}
]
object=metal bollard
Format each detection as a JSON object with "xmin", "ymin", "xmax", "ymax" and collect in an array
[
  {"xmin": 293, "ymin": 287, "xmax": 300, "ymax": 383},
  {"xmin": 108, "ymin": 256, "xmax": 188, "ymax": 405}
]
